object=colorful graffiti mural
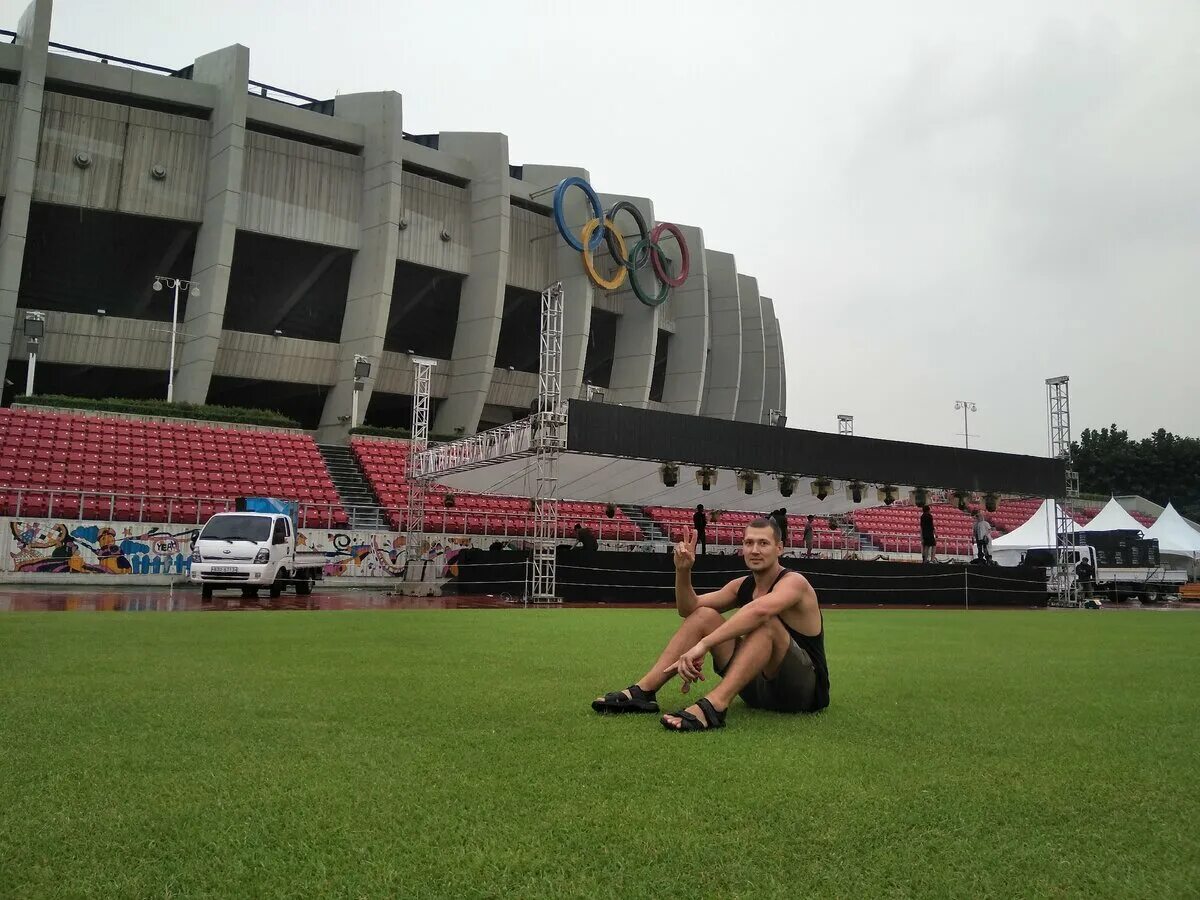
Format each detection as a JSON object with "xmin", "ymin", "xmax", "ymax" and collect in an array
[
  {"xmin": 301, "ymin": 530, "xmax": 478, "ymax": 579},
  {"xmin": 1, "ymin": 518, "xmax": 490, "ymax": 580},
  {"xmin": 7, "ymin": 521, "xmax": 198, "ymax": 575}
]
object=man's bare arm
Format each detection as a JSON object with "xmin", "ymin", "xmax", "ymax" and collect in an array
[
  {"xmin": 675, "ymin": 573, "xmax": 740, "ymax": 618},
  {"xmin": 698, "ymin": 575, "xmax": 812, "ymax": 648}
]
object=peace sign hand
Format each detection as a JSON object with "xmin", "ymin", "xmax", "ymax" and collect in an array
[{"xmin": 674, "ymin": 527, "xmax": 698, "ymax": 572}]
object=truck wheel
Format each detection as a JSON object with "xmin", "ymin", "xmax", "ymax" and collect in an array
[
  {"xmin": 268, "ymin": 574, "xmax": 284, "ymax": 599},
  {"xmin": 201, "ymin": 585, "xmax": 213, "ymax": 600},
  {"xmin": 296, "ymin": 577, "xmax": 313, "ymax": 596}
]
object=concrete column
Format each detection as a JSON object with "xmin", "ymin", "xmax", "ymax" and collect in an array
[
  {"xmin": 173, "ymin": 44, "xmax": 250, "ymax": 404},
  {"xmin": 659, "ymin": 223, "xmax": 708, "ymax": 415},
  {"xmin": 734, "ymin": 273, "xmax": 765, "ymax": 424},
  {"xmin": 316, "ymin": 92, "xmax": 405, "ymax": 442},
  {"xmin": 0, "ymin": 0, "xmax": 52, "ymax": 377},
  {"xmin": 521, "ymin": 165, "xmax": 593, "ymax": 403},
  {"xmin": 431, "ymin": 132, "xmax": 510, "ymax": 437},
  {"xmin": 699, "ymin": 249, "xmax": 741, "ymax": 420},
  {"xmin": 602, "ymin": 193, "xmax": 658, "ymax": 407},
  {"xmin": 778, "ymin": 318, "xmax": 787, "ymax": 417},
  {"xmin": 760, "ymin": 296, "xmax": 781, "ymax": 423}
]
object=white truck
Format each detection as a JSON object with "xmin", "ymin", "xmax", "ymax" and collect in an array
[
  {"xmin": 1019, "ymin": 545, "xmax": 1189, "ymax": 603},
  {"xmin": 189, "ymin": 510, "xmax": 325, "ymax": 599}
]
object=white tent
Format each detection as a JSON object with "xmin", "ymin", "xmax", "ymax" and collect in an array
[
  {"xmin": 991, "ymin": 499, "xmax": 1077, "ymax": 561},
  {"xmin": 1082, "ymin": 497, "xmax": 1148, "ymax": 533},
  {"xmin": 1145, "ymin": 503, "xmax": 1200, "ymax": 559}
]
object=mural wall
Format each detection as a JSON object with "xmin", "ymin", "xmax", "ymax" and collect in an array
[{"xmin": 0, "ymin": 518, "xmax": 485, "ymax": 579}]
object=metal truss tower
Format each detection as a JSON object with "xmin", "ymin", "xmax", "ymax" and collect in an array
[
  {"xmin": 405, "ymin": 357, "xmax": 438, "ymax": 583},
  {"xmin": 1046, "ymin": 376, "xmax": 1080, "ymax": 607},
  {"xmin": 529, "ymin": 282, "xmax": 566, "ymax": 605}
]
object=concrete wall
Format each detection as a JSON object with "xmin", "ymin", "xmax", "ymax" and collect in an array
[
  {"xmin": 699, "ymin": 250, "xmax": 741, "ymax": 420},
  {"xmin": 0, "ymin": 0, "xmax": 52, "ymax": 373},
  {"xmin": 734, "ymin": 273, "xmax": 765, "ymax": 424},
  {"xmin": 0, "ymin": 6, "xmax": 785, "ymax": 440}
]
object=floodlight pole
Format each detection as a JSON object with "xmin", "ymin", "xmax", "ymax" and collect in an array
[
  {"xmin": 154, "ymin": 276, "xmax": 198, "ymax": 403},
  {"xmin": 954, "ymin": 400, "xmax": 977, "ymax": 449}
]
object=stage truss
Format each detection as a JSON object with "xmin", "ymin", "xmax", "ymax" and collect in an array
[
  {"xmin": 410, "ymin": 283, "xmax": 566, "ymax": 604},
  {"xmin": 404, "ymin": 357, "xmax": 437, "ymax": 582},
  {"xmin": 1046, "ymin": 376, "xmax": 1080, "ymax": 607}
]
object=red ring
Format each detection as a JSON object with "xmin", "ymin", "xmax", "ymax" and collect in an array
[{"xmin": 650, "ymin": 222, "xmax": 689, "ymax": 287}]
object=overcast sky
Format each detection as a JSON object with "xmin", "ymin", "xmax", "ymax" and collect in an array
[{"xmin": 47, "ymin": 0, "xmax": 1200, "ymax": 456}]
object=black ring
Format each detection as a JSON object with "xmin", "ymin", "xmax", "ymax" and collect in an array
[{"xmin": 604, "ymin": 200, "xmax": 651, "ymax": 269}]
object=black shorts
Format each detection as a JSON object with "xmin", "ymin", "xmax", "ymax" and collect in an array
[{"xmin": 714, "ymin": 637, "xmax": 818, "ymax": 713}]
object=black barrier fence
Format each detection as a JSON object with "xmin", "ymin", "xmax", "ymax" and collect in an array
[{"xmin": 448, "ymin": 548, "xmax": 1049, "ymax": 607}]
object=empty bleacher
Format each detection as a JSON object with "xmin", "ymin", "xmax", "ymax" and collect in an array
[
  {"xmin": 351, "ymin": 437, "xmax": 642, "ymax": 540},
  {"xmin": 0, "ymin": 407, "xmax": 346, "ymax": 526}
]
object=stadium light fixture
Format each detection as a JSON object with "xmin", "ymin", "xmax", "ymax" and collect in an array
[
  {"xmin": 23, "ymin": 311, "xmax": 45, "ymax": 396},
  {"xmin": 910, "ymin": 487, "xmax": 929, "ymax": 507},
  {"xmin": 846, "ymin": 480, "xmax": 867, "ymax": 504},
  {"xmin": 877, "ymin": 485, "xmax": 899, "ymax": 506},
  {"xmin": 153, "ymin": 276, "xmax": 199, "ymax": 403},
  {"xmin": 954, "ymin": 400, "xmax": 978, "ymax": 449},
  {"xmin": 810, "ymin": 477, "xmax": 833, "ymax": 501},
  {"xmin": 736, "ymin": 470, "xmax": 759, "ymax": 496},
  {"xmin": 660, "ymin": 463, "xmax": 679, "ymax": 488},
  {"xmin": 695, "ymin": 466, "xmax": 717, "ymax": 491},
  {"xmin": 778, "ymin": 475, "xmax": 797, "ymax": 498},
  {"xmin": 350, "ymin": 354, "xmax": 373, "ymax": 428}
]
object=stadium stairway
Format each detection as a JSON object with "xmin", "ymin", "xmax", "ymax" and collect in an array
[
  {"xmin": 318, "ymin": 444, "xmax": 385, "ymax": 530},
  {"xmin": 621, "ymin": 504, "xmax": 667, "ymax": 543}
]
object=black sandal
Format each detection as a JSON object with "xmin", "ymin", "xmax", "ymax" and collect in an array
[
  {"xmin": 661, "ymin": 697, "xmax": 726, "ymax": 732},
  {"xmin": 591, "ymin": 684, "xmax": 659, "ymax": 714}
]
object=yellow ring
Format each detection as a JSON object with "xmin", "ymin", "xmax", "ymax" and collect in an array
[{"xmin": 581, "ymin": 218, "xmax": 628, "ymax": 291}]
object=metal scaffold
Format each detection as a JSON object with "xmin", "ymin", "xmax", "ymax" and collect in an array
[
  {"xmin": 404, "ymin": 357, "xmax": 438, "ymax": 585},
  {"xmin": 528, "ymin": 282, "xmax": 566, "ymax": 605},
  {"xmin": 1046, "ymin": 376, "xmax": 1080, "ymax": 607}
]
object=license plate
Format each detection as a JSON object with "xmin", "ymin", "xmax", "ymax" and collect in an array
[{"xmin": 210, "ymin": 566, "xmax": 238, "ymax": 573}]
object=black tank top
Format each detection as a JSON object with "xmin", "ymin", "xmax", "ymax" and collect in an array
[{"xmin": 736, "ymin": 569, "xmax": 830, "ymax": 711}]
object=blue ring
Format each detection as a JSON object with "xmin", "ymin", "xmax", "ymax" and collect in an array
[{"xmin": 553, "ymin": 176, "xmax": 605, "ymax": 252}]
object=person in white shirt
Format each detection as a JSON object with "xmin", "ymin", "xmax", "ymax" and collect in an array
[{"xmin": 972, "ymin": 510, "xmax": 992, "ymax": 560}]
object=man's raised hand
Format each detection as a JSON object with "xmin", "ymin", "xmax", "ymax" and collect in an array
[{"xmin": 674, "ymin": 527, "xmax": 698, "ymax": 572}]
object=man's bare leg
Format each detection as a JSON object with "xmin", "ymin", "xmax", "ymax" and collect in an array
[
  {"xmin": 595, "ymin": 607, "xmax": 735, "ymax": 704},
  {"xmin": 662, "ymin": 618, "xmax": 791, "ymax": 728}
]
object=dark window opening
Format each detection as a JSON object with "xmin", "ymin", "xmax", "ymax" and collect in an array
[
  {"xmin": 384, "ymin": 261, "xmax": 462, "ymax": 359},
  {"xmin": 19, "ymin": 203, "xmax": 198, "ymax": 321},
  {"xmin": 494, "ymin": 286, "xmax": 542, "ymax": 374},
  {"xmin": 43, "ymin": 80, "xmax": 210, "ymax": 118},
  {"xmin": 402, "ymin": 160, "xmax": 468, "ymax": 188},
  {"xmin": 223, "ymin": 231, "xmax": 351, "ymax": 342},
  {"xmin": 245, "ymin": 121, "xmax": 360, "ymax": 155},
  {"xmin": 583, "ymin": 308, "xmax": 618, "ymax": 389},
  {"xmin": 649, "ymin": 329, "xmax": 671, "ymax": 403},
  {"xmin": 363, "ymin": 391, "xmax": 443, "ymax": 432},
  {"xmin": 2, "ymin": 361, "xmax": 169, "ymax": 408},
  {"xmin": 206, "ymin": 376, "xmax": 329, "ymax": 429}
]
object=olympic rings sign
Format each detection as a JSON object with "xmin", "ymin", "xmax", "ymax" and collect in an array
[{"xmin": 552, "ymin": 176, "xmax": 690, "ymax": 307}]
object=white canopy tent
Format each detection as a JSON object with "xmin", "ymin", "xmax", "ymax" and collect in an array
[
  {"xmin": 1082, "ymin": 497, "xmax": 1148, "ymax": 533},
  {"xmin": 1145, "ymin": 503, "xmax": 1200, "ymax": 559},
  {"xmin": 990, "ymin": 499, "xmax": 1077, "ymax": 564}
]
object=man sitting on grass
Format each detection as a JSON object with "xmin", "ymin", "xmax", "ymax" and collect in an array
[{"xmin": 592, "ymin": 518, "xmax": 829, "ymax": 731}]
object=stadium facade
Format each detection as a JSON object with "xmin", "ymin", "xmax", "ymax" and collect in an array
[{"xmin": 0, "ymin": 0, "xmax": 786, "ymax": 441}]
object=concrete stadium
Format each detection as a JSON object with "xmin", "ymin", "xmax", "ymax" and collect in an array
[{"xmin": 0, "ymin": 0, "xmax": 785, "ymax": 442}]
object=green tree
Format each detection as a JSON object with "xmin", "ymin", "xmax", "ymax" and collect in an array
[{"xmin": 1070, "ymin": 425, "xmax": 1200, "ymax": 521}]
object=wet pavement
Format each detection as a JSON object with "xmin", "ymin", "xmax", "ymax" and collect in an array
[{"xmin": 0, "ymin": 585, "xmax": 519, "ymax": 612}]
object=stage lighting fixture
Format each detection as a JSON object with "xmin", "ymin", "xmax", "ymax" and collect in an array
[
  {"xmin": 952, "ymin": 490, "xmax": 971, "ymax": 511},
  {"xmin": 660, "ymin": 463, "xmax": 679, "ymax": 488},
  {"xmin": 877, "ymin": 485, "xmax": 899, "ymax": 506},
  {"xmin": 910, "ymin": 487, "xmax": 929, "ymax": 507},
  {"xmin": 736, "ymin": 470, "xmax": 759, "ymax": 496},
  {"xmin": 984, "ymin": 492, "xmax": 999, "ymax": 513},
  {"xmin": 778, "ymin": 475, "xmax": 797, "ymax": 498},
  {"xmin": 810, "ymin": 477, "xmax": 833, "ymax": 501},
  {"xmin": 695, "ymin": 467, "xmax": 718, "ymax": 491},
  {"xmin": 846, "ymin": 480, "xmax": 867, "ymax": 504}
]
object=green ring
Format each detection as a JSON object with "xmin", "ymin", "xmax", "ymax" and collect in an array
[{"xmin": 628, "ymin": 238, "xmax": 671, "ymax": 307}]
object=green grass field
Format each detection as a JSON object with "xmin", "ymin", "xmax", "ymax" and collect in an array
[{"xmin": 1, "ymin": 609, "xmax": 1197, "ymax": 899}]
